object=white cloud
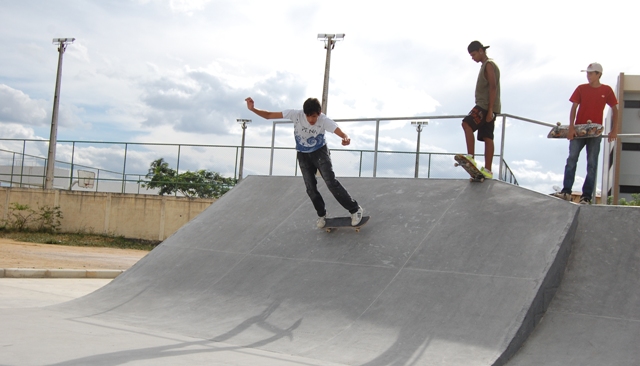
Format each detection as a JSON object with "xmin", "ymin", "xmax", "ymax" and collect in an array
[
  {"xmin": 169, "ymin": 0, "xmax": 212, "ymax": 15},
  {"xmin": 0, "ymin": 85, "xmax": 48, "ymax": 125},
  {"xmin": 0, "ymin": 123, "xmax": 39, "ymax": 140}
]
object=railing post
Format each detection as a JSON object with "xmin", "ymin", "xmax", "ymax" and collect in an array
[
  {"xmin": 69, "ymin": 142, "xmax": 75, "ymax": 189},
  {"xmin": 373, "ymin": 119, "xmax": 380, "ymax": 177},
  {"xmin": 176, "ymin": 145, "xmax": 181, "ymax": 173},
  {"xmin": 234, "ymin": 147, "xmax": 239, "ymax": 180},
  {"xmin": 270, "ymin": 122, "xmax": 276, "ymax": 176},
  {"xmin": 121, "ymin": 143, "xmax": 128, "ymax": 194},
  {"xmin": 499, "ymin": 115, "xmax": 506, "ymax": 180},
  {"xmin": 20, "ymin": 140, "xmax": 26, "ymax": 187},
  {"xmin": 10, "ymin": 152, "xmax": 15, "ymax": 187}
]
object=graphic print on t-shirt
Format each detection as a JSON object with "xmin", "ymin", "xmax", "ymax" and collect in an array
[{"xmin": 283, "ymin": 109, "xmax": 338, "ymax": 153}]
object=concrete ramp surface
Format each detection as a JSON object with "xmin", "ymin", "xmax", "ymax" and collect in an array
[
  {"xmin": 1, "ymin": 177, "xmax": 579, "ymax": 365},
  {"xmin": 507, "ymin": 205, "xmax": 640, "ymax": 365}
]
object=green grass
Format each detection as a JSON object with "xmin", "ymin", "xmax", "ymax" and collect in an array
[{"xmin": 0, "ymin": 231, "xmax": 159, "ymax": 251}]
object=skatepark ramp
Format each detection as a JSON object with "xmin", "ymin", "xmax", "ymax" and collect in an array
[
  {"xmin": 51, "ymin": 176, "xmax": 578, "ymax": 365},
  {"xmin": 507, "ymin": 205, "xmax": 640, "ymax": 365}
]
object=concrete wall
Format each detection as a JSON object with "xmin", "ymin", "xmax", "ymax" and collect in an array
[{"xmin": 0, "ymin": 188, "xmax": 215, "ymax": 241}]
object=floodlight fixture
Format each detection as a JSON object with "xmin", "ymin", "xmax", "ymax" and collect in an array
[
  {"xmin": 52, "ymin": 38, "xmax": 75, "ymax": 44},
  {"xmin": 411, "ymin": 121, "xmax": 429, "ymax": 126}
]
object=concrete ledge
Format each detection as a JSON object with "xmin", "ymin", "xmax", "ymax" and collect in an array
[
  {"xmin": 87, "ymin": 270, "xmax": 123, "ymax": 279},
  {"xmin": 0, "ymin": 268, "xmax": 123, "ymax": 279}
]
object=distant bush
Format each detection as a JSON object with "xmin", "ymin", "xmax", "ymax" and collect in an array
[
  {"xmin": 607, "ymin": 193, "xmax": 640, "ymax": 206},
  {"xmin": 1, "ymin": 203, "xmax": 63, "ymax": 233}
]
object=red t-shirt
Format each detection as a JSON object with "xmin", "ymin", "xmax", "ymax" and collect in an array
[{"xmin": 569, "ymin": 84, "xmax": 618, "ymax": 125}]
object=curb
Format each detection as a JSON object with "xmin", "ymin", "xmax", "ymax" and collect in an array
[{"xmin": 0, "ymin": 268, "xmax": 124, "ymax": 279}]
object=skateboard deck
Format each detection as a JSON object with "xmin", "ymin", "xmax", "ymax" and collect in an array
[
  {"xmin": 547, "ymin": 122, "xmax": 603, "ymax": 139},
  {"xmin": 454, "ymin": 154, "xmax": 485, "ymax": 182},
  {"xmin": 323, "ymin": 216, "xmax": 370, "ymax": 233}
]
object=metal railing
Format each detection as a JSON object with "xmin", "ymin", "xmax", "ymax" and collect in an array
[{"xmin": 9, "ymin": 112, "xmax": 615, "ymax": 194}]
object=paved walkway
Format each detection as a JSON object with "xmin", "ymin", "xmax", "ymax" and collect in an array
[{"xmin": 0, "ymin": 278, "xmax": 110, "ymax": 308}]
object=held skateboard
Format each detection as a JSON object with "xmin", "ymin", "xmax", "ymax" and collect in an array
[
  {"xmin": 454, "ymin": 154, "xmax": 485, "ymax": 182},
  {"xmin": 547, "ymin": 121, "xmax": 603, "ymax": 139},
  {"xmin": 323, "ymin": 216, "xmax": 370, "ymax": 233}
]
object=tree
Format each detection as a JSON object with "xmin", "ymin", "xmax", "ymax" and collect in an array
[{"xmin": 142, "ymin": 158, "xmax": 236, "ymax": 198}]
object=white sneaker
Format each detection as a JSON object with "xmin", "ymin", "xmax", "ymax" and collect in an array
[
  {"xmin": 351, "ymin": 206, "xmax": 364, "ymax": 226},
  {"xmin": 317, "ymin": 215, "xmax": 326, "ymax": 228}
]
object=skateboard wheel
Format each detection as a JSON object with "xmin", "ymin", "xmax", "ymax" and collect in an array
[
  {"xmin": 355, "ymin": 228, "xmax": 360, "ymax": 232},
  {"xmin": 325, "ymin": 228, "xmax": 331, "ymax": 233}
]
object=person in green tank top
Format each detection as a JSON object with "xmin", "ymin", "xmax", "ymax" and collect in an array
[{"xmin": 461, "ymin": 40, "xmax": 501, "ymax": 179}]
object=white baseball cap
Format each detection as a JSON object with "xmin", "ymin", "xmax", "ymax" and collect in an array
[{"xmin": 581, "ymin": 62, "xmax": 603, "ymax": 73}]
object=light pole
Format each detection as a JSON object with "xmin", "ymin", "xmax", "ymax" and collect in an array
[
  {"xmin": 236, "ymin": 119, "xmax": 251, "ymax": 180},
  {"xmin": 411, "ymin": 121, "xmax": 428, "ymax": 178},
  {"xmin": 317, "ymin": 33, "xmax": 344, "ymax": 115},
  {"xmin": 45, "ymin": 37, "xmax": 75, "ymax": 189}
]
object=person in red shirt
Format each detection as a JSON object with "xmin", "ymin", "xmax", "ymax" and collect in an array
[{"xmin": 553, "ymin": 62, "xmax": 619, "ymax": 204}]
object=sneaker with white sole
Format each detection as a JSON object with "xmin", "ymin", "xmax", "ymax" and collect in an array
[
  {"xmin": 579, "ymin": 197, "xmax": 591, "ymax": 205},
  {"xmin": 552, "ymin": 192, "xmax": 571, "ymax": 201},
  {"xmin": 351, "ymin": 206, "xmax": 364, "ymax": 226},
  {"xmin": 480, "ymin": 167, "xmax": 493, "ymax": 179},
  {"xmin": 317, "ymin": 215, "xmax": 326, "ymax": 228}
]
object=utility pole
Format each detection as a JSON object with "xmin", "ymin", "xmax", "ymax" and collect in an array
[
  {"xmin": 317, "ymin": 33, "xmax": 344, "ymax": 115},
  {"xmin": 236, "ymin": 119, "xmax": 252, "ymax": 180},
  {"xmin": 411, "ymin": 121, "xmax": 428, "ymax": 178},
  {"xmin": 45, "ymin": 37, "xmax": 75, "ymax": 189}
]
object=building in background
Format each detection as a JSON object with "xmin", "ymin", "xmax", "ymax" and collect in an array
[{"xmin": 602, "ymin": 74, "xmax": 640, "ymax": 204}]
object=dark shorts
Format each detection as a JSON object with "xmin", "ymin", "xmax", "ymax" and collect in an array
[{"xmin": 463, "ymin": 105, "xmax": 495, "ymax": 141}]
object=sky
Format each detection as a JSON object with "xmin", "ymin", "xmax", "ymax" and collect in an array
[{"xmin": 1, "ymin": 0, "xmax": 639, "ymax": 195}]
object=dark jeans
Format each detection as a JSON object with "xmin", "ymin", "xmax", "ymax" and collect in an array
[
  {"xmin": 562, "ymin": 136, "xmax": 601, "ymax": 199},
  {"xmin": 297, "ymin": 145, "xmax": 359, "ymax": 216}
]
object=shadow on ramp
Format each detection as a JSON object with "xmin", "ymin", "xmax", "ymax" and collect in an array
[{"xmin": 46, "ymin": 177, "xmax": 578, "ymax": 365}]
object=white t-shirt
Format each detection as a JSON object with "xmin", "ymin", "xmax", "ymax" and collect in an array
[{"xmin": 282, "ymin": 109, "xmax": 339, "ymax": 153}]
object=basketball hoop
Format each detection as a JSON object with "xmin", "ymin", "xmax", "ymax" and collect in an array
[{"xmin": 77, "ymin": 170, "xmax": 95, "ymax": 189}]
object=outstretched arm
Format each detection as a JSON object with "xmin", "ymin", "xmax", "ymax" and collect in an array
[
  {"xmin": 334, "ymin": 127, "xmax": 351, "ymax": 146},
  {"xmin": 245, "ymin": 97, "xmax": 283, "ymax": 119}
]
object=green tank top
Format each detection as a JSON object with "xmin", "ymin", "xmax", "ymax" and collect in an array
[{"xmin": 475, "ymin": 59, "xmax": 501, "ymax": 113}]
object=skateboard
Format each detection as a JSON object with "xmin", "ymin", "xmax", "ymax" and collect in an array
[
  {"xmin": 547, "ymin": 121, "xmax": 603, "ymax": 139},
  {"xmin": 323, "ymin": 216, "xmax": 370, "ymax": 233},
  {"xmin": 454, "ymin": 154, "xmax": 485, "ymax": 182}
]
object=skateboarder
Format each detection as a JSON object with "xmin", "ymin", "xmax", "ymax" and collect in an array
[
  {"xmin": 461, "ymin": 40, "xmax": 500, "ymax": 179},
  {"xmin": 244, "ymin": 97, "xmax": 364, "ymax": 227},
  {"xmin": 552, "ymin": 62, "xmax": 619, "ymax": 204}
]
